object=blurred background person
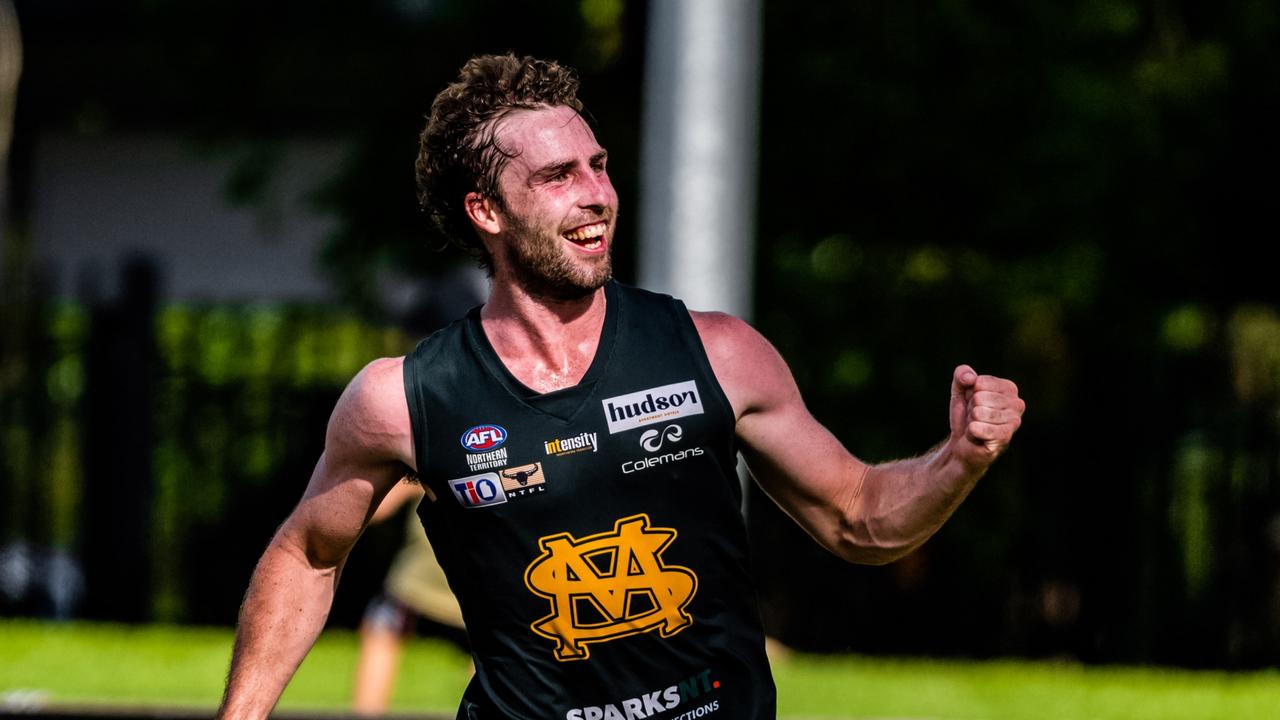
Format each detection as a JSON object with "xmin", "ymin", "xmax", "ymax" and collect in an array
[{"xmin": 352, "ymin": 479, "xmax": 470, "ymax": 716}]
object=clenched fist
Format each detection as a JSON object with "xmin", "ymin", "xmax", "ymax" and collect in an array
[{"xmin": 948, "ymin": 364, "xmax": 1025, "ymax": 471}]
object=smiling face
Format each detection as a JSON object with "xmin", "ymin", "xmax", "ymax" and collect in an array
[{"xmin": 471, "ymin": 105, "xmax": 618, "ymax": 302}]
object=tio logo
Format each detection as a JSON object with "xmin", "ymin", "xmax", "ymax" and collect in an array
[
  {"xmin": 524, "ymin": 513, "xmax": 698, "ymax": 661},
  {"xmin": 449, "ymin": 472, "xmax": 508, "ymax": 508},
  {"xmin": 460, "ymin": 424, "xmax": 508, "ymax": 451},
  {"xmin": 640, "ymin": 424, "xmax": 683, "ymax": 452}
]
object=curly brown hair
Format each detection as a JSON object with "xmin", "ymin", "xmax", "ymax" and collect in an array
[{"xmin": 416, "ymin": 54, "xmax": 585, "ymax": 271}]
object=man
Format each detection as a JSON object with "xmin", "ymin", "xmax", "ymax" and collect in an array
[{"xmin": 217, "ymin": 54, "xmax": 1024, "ymax": 720}]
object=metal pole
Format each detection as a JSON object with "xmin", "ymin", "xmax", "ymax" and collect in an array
[
  {"xmin": 638, "ymin": 0, "xmax": 762, "ymax": 320},
  {"xmin": 639, "ymin": 0, "xmax": 764, "ymax": 513}
]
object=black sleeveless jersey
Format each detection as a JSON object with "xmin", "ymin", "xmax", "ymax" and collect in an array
[{"xmin": 403, "ymin": 280, "xmax": 776, "ymax": 720}]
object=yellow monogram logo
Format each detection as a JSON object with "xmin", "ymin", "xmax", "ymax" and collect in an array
[{"xmin": 524, "ymin": 514, "xmax": 698, "ymax": 661}]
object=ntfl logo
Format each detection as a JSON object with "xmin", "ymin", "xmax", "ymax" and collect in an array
[{"xmin": 460, "ymin": 424, "xmax": 507, "ymax": 451}]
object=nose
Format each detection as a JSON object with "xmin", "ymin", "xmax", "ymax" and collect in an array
[{"xmin": 580, "ymin": 169, "xmax": 616, "ymax": 213}]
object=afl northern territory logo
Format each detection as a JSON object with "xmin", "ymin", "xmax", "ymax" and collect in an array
[
  {"xmin": 460, "ymin": 424, "xmax": 507, "ymax": 451},
  {"xmin": 524, "ymin": 514, "xmax": 698, "ymax": 661}
]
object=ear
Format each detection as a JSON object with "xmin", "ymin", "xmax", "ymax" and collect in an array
[{"xmin": 464, "ymin": 192, "xmax": 502, "ymax": 236}]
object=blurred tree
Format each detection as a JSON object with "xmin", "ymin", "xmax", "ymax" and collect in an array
[
  {"xmin": 13, "ymin": 0, "xmax": 646, "ymax": 313},
  {"xmin": 749, "ymin": 0, "xmax": 1280, "ymax": 667},
  {"xmin": 5, "ymin": 0, "xmax": 1279, "ymax": 667},
  {"xmin": 6, "ymin": 0, "xmax": 648, "ymax": 626}
]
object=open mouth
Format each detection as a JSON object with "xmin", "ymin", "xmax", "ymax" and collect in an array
[{"xmin": 562, "ymin": 221, "xmax": 608, "ymax": 252}]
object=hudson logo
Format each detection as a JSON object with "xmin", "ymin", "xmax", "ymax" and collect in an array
[
  {"xmin": 500, "ymin": 463, "xmax": 547, "ymax": 499},
  {"xmin": 524, "ymin": 514, "xmax": 698, "ymax": 661},
  {"xmin": 601, "ymin": 381, "xmax": 703, "ymax": 434},
  {"xmin": 460, "ymin": 424, "xmax": 507, "ymax": 451},
  {"xmin": 544, "ymin": 431, "xmax": 598, "ymax": 457},
  {"xmin": 448, "ymin": 472, "xmax": 506, "ymax": 508},
  {"xmin": 640, "ymin": 424, "xmax": 683, "ymax": 452}
]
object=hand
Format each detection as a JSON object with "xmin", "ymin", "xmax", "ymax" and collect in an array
[{"xmin": 947, "ymin": 364, "xmax": 1025, "ymax": 471}]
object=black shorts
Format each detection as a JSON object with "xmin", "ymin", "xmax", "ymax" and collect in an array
[{"xmin": 362, "ymin": 592, "xmax": 471, "ymax": 653}]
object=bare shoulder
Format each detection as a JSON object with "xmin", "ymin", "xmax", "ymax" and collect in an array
[
  {"xmin": 327, "ymin": 356, "xmax": 415, "ymax": 470},
  {"xmin": 690, "ymin": 310, "xmax": 756, "ymax": 357},
  {"xmin": 689, "ymin": 310, "xmax": 798, "ymax": 421},
  {"xmin": 334, "ymin": 357, "xmax": 408, "ymax": 426}
]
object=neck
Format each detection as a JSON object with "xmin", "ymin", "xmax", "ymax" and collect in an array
[{"xmin": 479, "ymin": 278, "xmax": 609, "ymax": 393}]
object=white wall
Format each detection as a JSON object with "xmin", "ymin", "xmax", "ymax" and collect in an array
[{"xmin": 32, "ymin": 134, "xmax": 345, "ymax": 302}]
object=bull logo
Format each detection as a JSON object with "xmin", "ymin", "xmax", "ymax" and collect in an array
[
  {"xmin": 524, "ymin": 514, "xmax": 698, "ymax": 661},
  {"xmin": 500, "ymin": 464, "xmax": 543, "ymax": 489}
]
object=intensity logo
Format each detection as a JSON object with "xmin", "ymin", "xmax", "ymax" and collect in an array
[
  {"xmin": 544, "ymin": 431, "xmax": 599, "ymax": 457},
  {"xmin": 524, "ymin": 514, "xmax": 698, "ymax": 661}
]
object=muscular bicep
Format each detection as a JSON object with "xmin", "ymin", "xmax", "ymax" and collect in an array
[
  {"xmin": 275, "ymin": 357, "xmax": 416, "ymax": 570},
  {"xmin": 737, "ymin": 395, "xmax": 867, "ymax": 529}
]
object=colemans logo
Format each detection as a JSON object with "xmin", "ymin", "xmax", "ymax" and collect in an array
[
  {"xmin": 524, "ymin": 514, "xmax": 698, "ymax": 661},
  {"xmin": 460, "ymin": 424, "xmax": 507, "ymax": 451}
]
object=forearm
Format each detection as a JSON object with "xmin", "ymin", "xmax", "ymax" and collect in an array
[
  {"xmin": 839, "ymin": 439, "xmax": 984, "ymax": 565},
  {"xmin": 217, "ymin": 534, "xmax": 341, "ymax": 720}
]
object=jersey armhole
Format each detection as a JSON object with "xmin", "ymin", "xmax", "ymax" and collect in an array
[
  {"xmin": 670, "ymin": 298, "xmax": 739, "ymax": 458},
  {"xmin": 402, "ymin": 341, "xmax": 431, "ymax": 480}
]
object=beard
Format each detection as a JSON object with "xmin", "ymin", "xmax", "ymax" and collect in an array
[{"xmin": 501, "ymin": 211, "xmax": 614, "ymax": 303}]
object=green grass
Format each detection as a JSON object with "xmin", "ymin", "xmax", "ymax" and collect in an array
[
  {"xmin": 769, "ymin": 654, "xmax": 1280, "ymax": 719},
  {"xmin": 0, "ymin": 620, "xmax": 470, "ymax": 712},
  {"xmin": 3, "ymin": 620, "xmax": 1278, "ymax": 719}
]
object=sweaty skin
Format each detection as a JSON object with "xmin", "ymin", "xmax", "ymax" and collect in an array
[
  {"xmin": 464, "ymin": 105, "xmax": 618, "ymax": 394},
  {"xmin": 217, "ymin": 104, "xmax": 1025, "ymax": 719}
]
